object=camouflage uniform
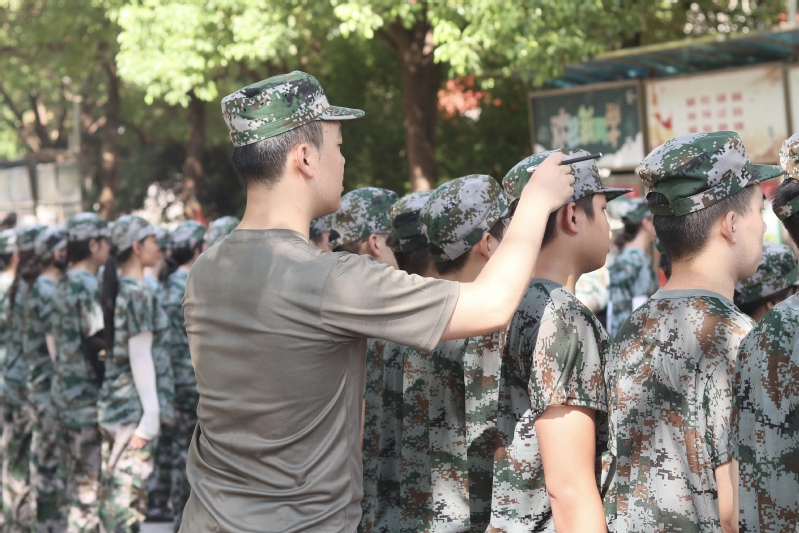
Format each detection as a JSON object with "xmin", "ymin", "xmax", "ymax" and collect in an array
[
  {"xmin": 607, "ymin": 248, "xmax": 658, "ymax": 339},
  {"xmin": 24, "ymin": 225, "xmax": 68, "ymax": 532},
  {"xmin": 732, "ymin": 132, "xmax": 799, "ymax": 532},
  {"xmin": 734, "ymin": 241, "xmax": 799, "ymax": 309},
  {"xmin": 0, "ymin": 229, "xmax": 17, "ymax": 531},
  {"xmin": 607, "ymin": 131, "xmax": 782, "ymax": 532},
  {"xmin": 51, "ymin": 213, "xmax": 109, "ymax": 532},
  {"xmin": 204, "ymin": 216, "xmax": 239, "ymax": 249}
]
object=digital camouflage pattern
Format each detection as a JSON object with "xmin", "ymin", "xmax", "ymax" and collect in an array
[
  {"xmin": 619, "ymin": 197, "xmax": 651, "ymax": 225},
  {"xmin": 774, "ymin": 133, "xmax": 799, "ymax": 220},
  {"xmin": 2, "ymin": 403, "xmax": 33, "ymax": 529},
  {"xmin": 205, "ymin": 216, "xmax": 239, "ymax": 247},
  {"xmin": 0, "ymin": 228, "xmax": 17, "ymax": 254},
  {"xmin": 735, "ymin": 242, "xmax": 799, "ymax": 307},
  {"xmin": 418, "ymin": 175, "xmax": 508, "ymax": 263},
  {"xmin": 732, "ymin": 294, "xmax": 799, "ymax": 532},
  {"xmin": 607, "ymin": 289, "xmax": 754, "ymax": 532},
  {"xmin": 63, "ymin": 426, "xmax": 102, "ymax": 532},
  {"xmin": 503, "ymin": 149, "xmax": 631, "ymax": 205},
  {"xmin": 111, "ymin": 215, "xmax": 157, "ymax": 253},
  {"xmin": 489, "ymin": 279, "xmax": 611, "ymax": 532},
  {"xmin": 5, "ymin": 279, "xmax": 29, "ymax": 407},
  {"xmin": 67, "ymin": 212, "xmax": 109, "ymax": 242},
  {"xmin": 390, "ymin": 191, "xmax": 433, "ymax": 254},
  {"xmin": 16, "ymin": 224, "xmax": 46, "ymax": 252},
  {"xmin": 170, "ymin": 220, "xmax": 206, "ymax": 250},
  {"xmin": 154, "ymin": 226, "xmax": 171, "ymax": 251},
  {"xmin": 309, "ymin": 214, "xmax": 332, "ymax": 240},
  {"xmin": 33, "ymin": 224, "xmax": 66, "ymax": 263},
  {"xmin": 575, "ymin": 266, "xmax": 610, "ymax": 315},
  {"xmin": 221, "ymin": 70, "xmax": 364, "ymax": 147},
  {"xmin": 637, "ymin": 131, "xmax": 782, "ymax": 217},
  {"xmin": 607, "ymin": 247, "xmax": 658, "ymax": 339},
  {"xmin": 329, "ymin": 187, "xmax": 399, "ymax": 249}
]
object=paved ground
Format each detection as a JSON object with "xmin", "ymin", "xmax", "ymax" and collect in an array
[{"xmin": 141, "ymin": 523, "xmax": 173, "ymax": 533}]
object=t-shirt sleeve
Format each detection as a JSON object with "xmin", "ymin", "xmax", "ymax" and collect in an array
[
  {"xmin": 320, "ymin": 254, "xmax": 459, "ymax": 353},
  {"xmin": 701, "ymin": 356, "xmax": 736, "ymax": 467},
  {"xmin": 125, "ymin": 288, "xmax": 156, "ymax": 338}
]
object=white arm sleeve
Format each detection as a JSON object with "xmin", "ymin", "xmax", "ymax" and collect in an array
[{"xmin": 129, "ymin": 331, "xmax": 160, "ymax": 440}]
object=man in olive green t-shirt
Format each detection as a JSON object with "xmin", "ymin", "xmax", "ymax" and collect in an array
[{"xmin": 179, "ymin": 71, "xmax": 574, "ymax": 532}]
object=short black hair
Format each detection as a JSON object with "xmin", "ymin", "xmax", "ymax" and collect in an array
[
  {"xmin": 435, "ymin": 217, "xmax": 506, "ymax": 276},
  {"xmin": 231, "ymin": 121, "xmax": 324, "ymax": 189},
  {"xmin": 648, "ymin": 184, "xmax": 758, "ymax": 262},
  {"xmin": 738, "ymin": 286, "xmax": 796, "ymax": 318},
  {"xmin": 773, "ymin": 178, "xmax": 799, "ymax": 245},
  {"xmin": 395, "ymin": 248, "xmax": 432, "ymax": 276},
  {"xmin": 333, "ymin": 238, "xmax": 365, "ymax": 254},
  {"xmin": 0, "ymin": 252, "xmax": 13, "ymax": 271},
  {"xmin": 542, "ymin": 194, "xmax": 596, "ymax": 247},
  {"xmin": 171, "ymin": 243, "xmax": 202, "ymax": 267}
]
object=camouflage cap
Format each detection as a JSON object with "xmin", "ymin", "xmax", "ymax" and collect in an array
[
  {"xmin": 419, "ymin": 175, "xmax": 508, "ymax": 263},
  {"xmin": 779, "ymin": 132, "xmax": 799, "ymax": 180},
  {"xmin": 67, "ymin": 212, "xmax": 110, "ymax": 242},
  {"xmin": 171, "ymin": 220, "xmax": 206, "ymax": 250},
  {"xmin": 329, "ymin": 187, "xmax": 399, "ymax": 250},
  {"xmin": 0, "ymin": 229, "xmax": 17, "ymax": 255},
  {"xmin": 34, "ymin": 224, "xmax": 67, "ymax": 263},
  {"xmin": 154, "ymin": 226, "xmax": 171, "ymax": 251},
  {"xmin": 309, "ymin": 214, "xmax": 332, "ymax": 240},
  {"xmin": 205, "ymin": 216, "xmax": 240, "ymax": 247},
  {"xmin": 619, "ymin": 197, "xmax": 651, "ymax": 225},
  {"xmin": 16, "ymin": 224, "xmax": 46, "ymax": 253},
  {"xmin": 111, "ymin": 215, "xmax": 157, "ymax": 253},
  {"xmin": 503, "ymin": 149, "xmax": 631, "ymax": 206},
  {"xmin": 638, "ymin": 131, "xmax": 782, "ymax": 217},
  {"xmin": 735, "ymin": 242, "xmax": 799, "ymax": 306},
  {"xmin": 221, "ymin": 71, "xmax": 365, "ymax": 147},
  {"xmin": 390, "ymin": 190, "xmax": 433, "ymax": 254}
]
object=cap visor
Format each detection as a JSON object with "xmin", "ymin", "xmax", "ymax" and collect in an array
[
  {"xmin": 751, "ymin": 164, "xmax": 784, "ymax": 183},
  {"xmin": 320, "ymin": 105, "xmax": 365, "ymax": 121},
  {"xmin": 600, "ymin": 187, "xmax": 634, "ymax": 202}
]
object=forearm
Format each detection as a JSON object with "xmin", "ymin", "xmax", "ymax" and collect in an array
[
  {"xmin": 550, "ymin": 482, "xmax": 607, "ymax": 533},
  {"xmin": 717, "ymin": 461, "xmax": 738, "ymax": 533},
  {"xmin": 45, "ymin": 334, "xmax": 56, "ymax": 363},
  {"xmin": 129, "ymin": 331, "xmax": 160, "ymax": 440}
]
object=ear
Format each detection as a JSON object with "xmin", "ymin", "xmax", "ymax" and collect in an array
[
  {"xmin": 561, "ymin": 201, "xmax": 580, "ymax": 236},
  {"xmin": 290, "ymin": 142, "xmax": 317, "ymax": 179},
  {"xmin": 363, "ymin": 234, "xmax": 381, "ymax": 258},
  {"xmin": 719, "ymin": 210, "xmax": 737, "ymax": 244},
  {"xmin": 472, "ymin": 232, "xmax": 493, "ymax": 261},
  {"xmin": 131, "ymin": 240, "xmax": 143, "ymax": 257}
]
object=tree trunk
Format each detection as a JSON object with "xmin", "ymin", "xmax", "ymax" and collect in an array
[
  {"xmin": 389, "ymin": 19, "xmax": 440, "ymax": 191},
  {"xmin": 97, "ymin": 60, "xmax": 120, "ymax": 219},
  {"xmin": 182, "ymin": 92, "xmax": 205, "ymax": 222}
]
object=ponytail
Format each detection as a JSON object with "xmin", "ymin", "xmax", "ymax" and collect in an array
[
  {"xmin": 614, "ymin": 222, "xmax": 642, "ymax": 251},
  {"xmin": 8, "ymin": 250, "xmax": 39, "ymax": 327},
  {"xmin": 101, "ymin": 248, "xmax": 120, "ymax": 350}
]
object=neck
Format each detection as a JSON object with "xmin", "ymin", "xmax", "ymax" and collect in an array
[
  {"xmin": 663, "ymin": 255, "xmax": 737, "ymax": 301},
  {"xmin": 534, "ymin": 248, "xmax": 581, "ymax": 293},
  {"xmin": 626, "ymin": 231, "xmax": 651, "ymax": 251},
  {"xmin": 119, "ymin": 259, "xmax": 144, "ymax": 280},
  {"xmin": 239, "ymin": 179, "xmax": 315, "ymax": 235},
  {"xmin": 41, "ymin": 264, "xmax": 62, "ymax": 281},
  {"xmin": 70, "ymin": 258, "xmax": 99, "ymax": 275}
]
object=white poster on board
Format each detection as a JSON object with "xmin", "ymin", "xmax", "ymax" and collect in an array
[
  {"xmin": 787, "ymin": 65, "xmax": 799, "ymax": 134},
  {"xmin": 646, "ymin": 65, "xmax": 787, "ymax": 163}
]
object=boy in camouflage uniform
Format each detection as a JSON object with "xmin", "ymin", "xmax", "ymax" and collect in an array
[
  {"xmin": 24, "ymin": 226, "xmax": 68, "ymax": 532},
  {"xmin": 204, "ymin": 216, "xmax": 239, "ymax": 249},
  {"xmin": 734, "ymin": 241, "xmax": 799, "ymax": 322},
  {"xmin": 483, "ymin": 150, "xmax": 629, "ymax": 532},
  {"xmin": 607, "ymin": 131, "xmax": 781, "ymax": 533},
  {"xmin": 51, "ymin": 213, "xmax": 110, "ymax": 532},
  {"xmin": 329, "ymin": 187, "xmax": 400, "ymax": 268},
  {"xmin": 733, "ymin": 132, "xmax": 799, "ymax": 532}
]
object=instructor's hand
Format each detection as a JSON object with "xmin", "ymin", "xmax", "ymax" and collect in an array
[
  {"xmin": 521, "ymin": 152, "xmax": 575, "ymax": 213},
  {"xmin": 129, "ymin": 434, "xmax": 149, "ymax": 450}
]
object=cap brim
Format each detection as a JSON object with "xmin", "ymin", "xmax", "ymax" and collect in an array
[
  {"xmin": 599, "ymin": 187, "xmax": 634, "ymax": 202},
  {"xmin": 750, "ymin": 164, "xmax": 784, "ymax": 183},
  {"xmin": 320, "ymin": 105, "xmax": 365, "ymax": 121}
]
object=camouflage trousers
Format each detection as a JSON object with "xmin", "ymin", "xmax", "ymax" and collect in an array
[
  {"xmin": 171, "ymin": 407, "xmax": 196, "ymax": 531},
  {"xmin": 99, "ymin": 422, "xmax": 155, "ymax": 533},
  {"xmin": 146, "ymin": 425, "xmax": 175, "ymax": 521},
  {"xmin": 29, "ymin": 397, "xmax": 66, "ymax": 532},
  {"xmin": 2, "ymin": 403, "xmax": 33, "ymax": 531},
  {"xmin": 63, "ymin": 425, "xmax": 102, "ymax": 532}
]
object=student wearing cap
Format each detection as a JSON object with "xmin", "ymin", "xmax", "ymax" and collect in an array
[
  {"xmin": 734, "ymin": 241, "xmax": 799, "ymax": 322},
  {"xmin": 606, "ymin": 131, "xmax": 781, "ymax": 533},
  {"xmin": 329, "ymin": 187, "xmax": 399, "ymax": 269},
  {"xmin": 161, "ymin": 220, "xmax": 205, "ymax": 531},
  {"xmin": 180, "ymin": 71, "xmax": 573, "ymax": 531},
  {"xmin": 203, "ymin": 216, "xmax": 239, "ymax": 249},
  {"xmin": 309, "ymin": 214, "xmax": 333, "ymax": 252},
  {"xmin": 389, "ymin": 190, "xmax": 435, "ymax": 277},
  {"xmin": 97, "ymin": 215, "xmax": 165, "ymax": 532},
  {"xmin": 733, "ymin": 132, "xmax": 799, "ymax": 532},
  {"xmin": 51, "ymin": 213, "xmax": 110, "ymax": 531},
  {"xmin": 3, "ymin": 223, "xmax": 45, "ymax": 530},
  {"xmin": 607, "ymin": 198, "xmax": 658, "ymax": 339},
  {"xmin": 481, "ymin": 150, "xmax": 630, "ymax": 532},
  {"xmin": 23, "ymin": 225, "xmax": 68, "ymax": 531}
]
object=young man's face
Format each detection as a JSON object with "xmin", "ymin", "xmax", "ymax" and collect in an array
[
  {"xmin": 736, "ymin": 189, "xmax": 768, "ymax": 280},
  {"xmin": 316, "ymin": 121, "xmax": 346, "ymax": 215},
  {"xmin": 583, "ymin": 193, "xmax": 611, "ymax": 272}
]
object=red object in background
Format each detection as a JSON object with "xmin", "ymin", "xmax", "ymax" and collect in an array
[
  {"xmin": 194, "ymin": 206, "xmax": 209, "ymax": 226},
  {"xmin": 760, "ymin": 181, "xmax": 779, "ymax": 200}
]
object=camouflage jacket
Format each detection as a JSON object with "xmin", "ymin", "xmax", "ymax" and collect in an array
[
  {"xmin": 51, "ymin": 269, "xmax": 104, "ymax": 428},
  {"xmin": 97, "ymin": 276, "xmax": 167, "ymax": 426},
  {"xmin": 4, "ymin": 279, "xmax": 29, "ymax": 407},
  {"xmin": 490, "ymin": 279, "xmax": 611, "ymax": 532},
  {"xmin": 22, "ymin": 275, "xmax": 58, "ymax": 403},
  {"xmin": 0, "ymin": 271, "xmax": 14, "ymax": 403},
  {"xmin": 163, "ymin": 269, "xmax": 196, "ymax": 410},
  {"xmin": 150, "ymin": 283, "xmax": 175, "ymax": 426},
  {"xmin": 733, "ymin": 294, "xmax": 799, "ymax": 532},
  {"xmin": 607, "ymin": 247, "xmax": 658, "ymax": 339},
  {"xmin": 607, "ymin": 289, "xmax": 753, "ymax": 532}
]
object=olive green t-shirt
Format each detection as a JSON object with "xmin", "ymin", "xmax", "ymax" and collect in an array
[{"xmin": 179, "ymin": 229, "xmax": 459, "ymax": 533}]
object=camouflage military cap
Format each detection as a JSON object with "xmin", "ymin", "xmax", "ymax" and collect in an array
[
  {"xmin": 171, "ymin": 220, "xmax": 206, "ymax": 250},
  {"xmin": 221, "ymin": 71, "xmax": 365, "ymax": 147},
  {"xmin": 0, "ymin": 229, "xmax": 17, "ymax": 255},
  {"xmin": 153, "ymin": 226, "xmax": 171, "ymax": 251},
  {"xmin": 638, "ymin": 131, "xmax": 782, "ymax": 217},
  {"xmin": 111, "ymin": 215, "xmax": 157, "ymax": 253},
  {"xmin": 779, "ymin": 132, "xmax": 799, "ymax": 180},
  {"xmin": 735, "ymin": 242, "xmax": 799, "ymax": 306},
  {"xmin": 329, "ymin": 187, "xmax": 399, "ymax": 250},
  {"xmin": 503, "ymin": 149, "xmax": 631, "ymax": 206},
  {"xmin": 67, "ymin": 212, "xmax": 110, "ymax": 242},
  {"xmin": 620, "ymin": 197, "xmax": 651, "ymax": 224},
  {"xmin": 419, "ymin": 175, "xmax": 508, "ymax": 263},
  {"xmin": 16, "ymin": 224, "xmax": 46, "ymax": 252},
  {"xmin": 309, "ymin": 214, "xmax": 332, "ymax": 240},
  {"xmin": 390, "ymin": 190, "xmax": 433, "ymax": 254},
  {"xmin": 205, "ymin": 216, "xmax": 240, "ymax": 247},
  {"xmin": 34, "ymin": 224, "xmax": 67, "ymax": 263}
]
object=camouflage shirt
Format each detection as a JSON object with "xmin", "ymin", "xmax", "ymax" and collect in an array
[
  {"xmin": 490, "ymin": 279, "xmax": 611, "ymax": 532},
  {"xmin": 97, "ymin": 276, "xmax": 167, "ymax": 426},
  {"xmin": 163, "ymin": 269, "xmax": 196, "ymax": 411},
  {"xmin": 4, "ymin": 279, "xmax": 29, "ymax": 407},
  {"xmin": 733, "ymin": 294, "xmax": 799, "ymax": 532},
  {"xmin": 0, "ymin": 271, "xmax": 14, "ymax": 403},
  {"xmin": 22, "ymin": 275, "xmax": 58, "ymax": 403},
  {"xmin": 607, "ymin": 289, "xmax": 753, "ymax": 532},
  {"xmin": 150, "ymin": 283, "xmax": 175, "ymax": 426},
  {"xmin": 51, "ymin": 269, "xmax": 104, "ymax": 428},
  {"xmin": 608, "ymin": 247, "xmax": 658, "ymax": 339}
]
